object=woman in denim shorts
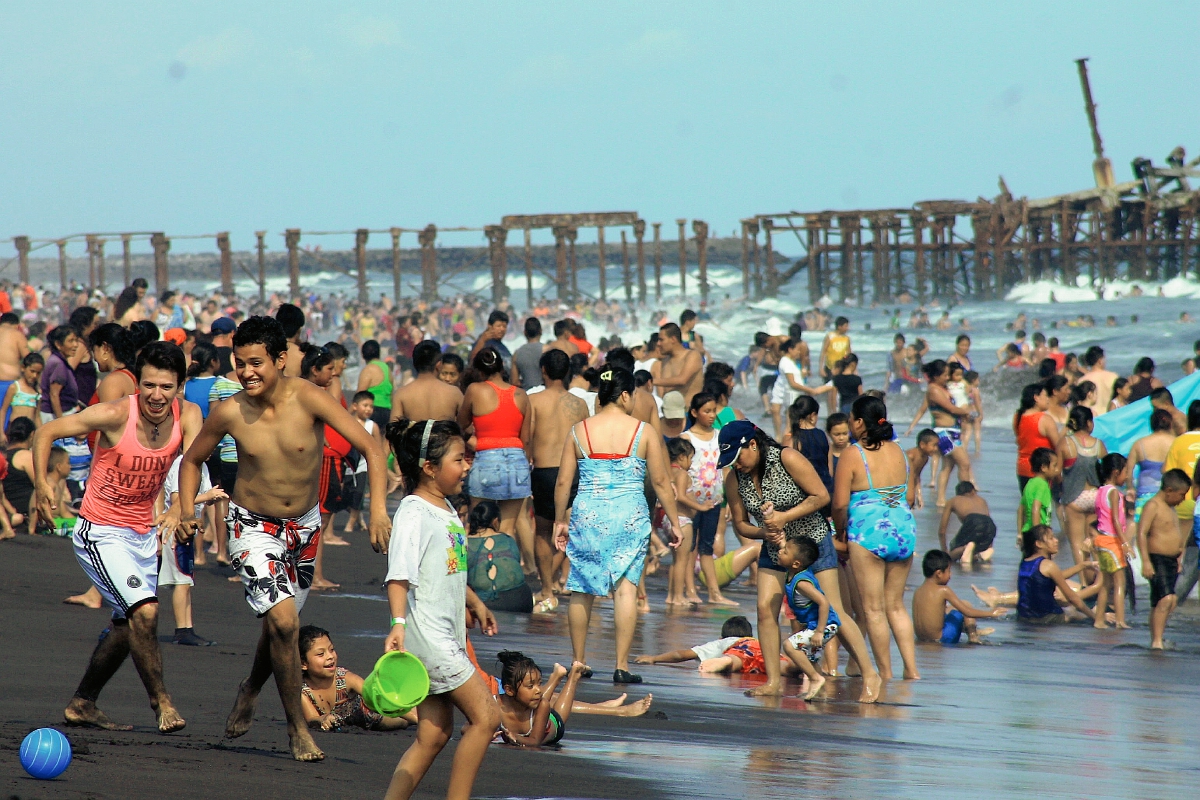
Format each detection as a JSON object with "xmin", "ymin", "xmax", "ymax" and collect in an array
[{"xmin": 458, "ymin": 347, "xmax": 532, "ymax": 542}]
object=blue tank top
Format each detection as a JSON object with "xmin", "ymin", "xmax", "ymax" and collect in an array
[
  {"xmin": 1017, "ymin": 557, "xmax": 1062, "ymax": 619},
  {"xmin": 793, "ymin": 428, "xmax": 833, "ymax": 496},
  {"xmin": 184, "ymin": 376, "xmax": 218, "ymax": 418},
  {"xmin": 785, "ymin": 569, "xmax": 841, "ymax": 628}
]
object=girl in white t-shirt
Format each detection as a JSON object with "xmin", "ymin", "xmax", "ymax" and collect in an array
[
  {"xmin": 772, "ymin": 338, "xmax": 830, "ymax": 438},
  {"xmin": 383, "ymin": 418, "xmax": 501, "ymax": 800}
]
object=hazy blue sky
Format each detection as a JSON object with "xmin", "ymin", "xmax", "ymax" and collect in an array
[{"xmin": 2, "ymin": 2, "xmax": 1196, "ymax": 255}]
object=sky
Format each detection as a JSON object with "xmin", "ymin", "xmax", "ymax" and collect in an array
[{"xmin": 2, "ymin": 1, "xmax": 1197, "ymax": 257}]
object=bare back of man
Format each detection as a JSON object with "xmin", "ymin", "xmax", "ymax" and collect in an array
[
  {"xmin": 0, "ymin": 323, "xmax": 30, "ymax": 381},
  {"xmin": 546, "ymin": 336, "xmax": 579, "ymax": 357},
  {"xmin": 524, "ymin": 381, "xmax": 589, "ymax": 607},
  {"xmin": 391, "ymin": 372, "xmax": 462, "ymax": 422}
]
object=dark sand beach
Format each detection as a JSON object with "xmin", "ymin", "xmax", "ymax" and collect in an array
[{"xmin": 3, "ymin": 437, "xmax": 1199, "ymax": 799}]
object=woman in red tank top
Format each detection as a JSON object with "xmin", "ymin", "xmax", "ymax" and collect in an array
[
  {"xmin": 458, "ymin": 347, "xmax": 531, "ymax": 541},
  {"xmin": 1014, "ymin": 382, "xmax": 1060, "ymax": 490}
]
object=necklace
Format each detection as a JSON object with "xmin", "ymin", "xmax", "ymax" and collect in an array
[{"xmin": 140, "ymin": 412, "xmax": 163, "ymax": 441}]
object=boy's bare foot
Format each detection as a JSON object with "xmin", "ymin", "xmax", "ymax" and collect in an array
[
  {"xmin": 803, "ymin": 674, "xmax": 826, "ymax": 700},
  {"xmin": 858, "ymin": 673, "xmax": 882, "ymax": 704},
  {"xmin": 637, "ymin": 597, "xmax": 651, "ymax": 614},
  {"xmin": 322, "ymin": 533, "xmax": 350, "ymax": 546},
  {"xmin": 623, "ymin": 693, "xmax": 653, "ymax": 716},
  {"xmin": 972, "ymin": 585, "xmax": 1000, "ymax": 608},
  {"xmin": 0, "ymin": 528, "xmax": 14, "ymax": 540},
  {"xmin": 154, "ymin": 703, "xmax": 187, "ymax": 733},
  {"xmin": 64, "ymin": 698, "xmax": 133, "ymax": 730},
  {"xmin": 595, "ymin": 693, "xmax": 628, "ymax": 706},
  {"xmin": 903, "ymin": 668, "xmax": 921, "ymax": 680},
  {"xmin": 707, "ymin": 595, "xmax": 740, "ymax": 607},
  {"xmin": 684, "ymin": 593, "xmax": 703, "ymax": 605},
  {"xmin": 225, "ymin": 680, "xmax": 258, "ymax": 738},
  {"xmin": 978, "ymin": 548, "xmax": 994, "ymax": 563},
  {"xmin": 64, "ymin": 587, "xmax": 103, "ymax": 608},
  {"xmin": 290, "ymin": 730, "xmax": 325, "ymax": 762},
  {"xmin": 1093, "ymin": 619, "xmax": 1108, "ymax": 629},
  {"xmin": 311, "ymin": 578, "xmax": 340, "ymax": 590},
  {"xmin": 746, "ymin": 681, "xmax": 784, "ymax": 696},
  {"xmin": 975, "ymin": 626, "xmax": 995, "ymax": 637},
  {"xmin": 1116, "ymin": 621, "xmax": 1131, "ymax": 629}
]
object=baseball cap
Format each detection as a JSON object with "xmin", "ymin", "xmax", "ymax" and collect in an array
[
  {"xmin": 717, "ymin": 420, "xmax": 758, "ymax": 469},
  {"xmin": 210, "ymin": 317, "xmax": 236, "ymax": 335},
  {"xmin": 661, "ymin": 391, "xmax": 686, "ymax": 420},
  {"xmin": 163, "ymin": 327, "xmax": 186, "ymax": 346}
]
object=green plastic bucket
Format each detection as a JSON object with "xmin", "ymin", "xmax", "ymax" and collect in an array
[{"xmin": 362, "ymin": 651, "xmax": 430, "ymax": 716}]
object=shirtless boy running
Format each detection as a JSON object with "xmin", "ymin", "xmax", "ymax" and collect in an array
[
  {"xmin": 33, "ymin": 342, "xmax": 202, "ymax": 734},
  {"xmin": 170, "ymin": 317, "xmax": 390, "ymax": 762},
  {"xmin": 523, "ymin": 349, "xmax": 589, "ymax": 610}
]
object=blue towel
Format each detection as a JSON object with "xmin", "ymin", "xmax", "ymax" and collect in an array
[{"xmin": 1093, "ymin": 371, "xmax": 1200, "ymax": 455}]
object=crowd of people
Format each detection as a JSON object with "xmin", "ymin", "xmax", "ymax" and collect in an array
[{"xmin": 6, "ymin": 276, "xmax": 1197, "ymax": 800}]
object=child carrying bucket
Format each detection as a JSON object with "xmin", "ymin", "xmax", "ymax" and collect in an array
[{"xmin": 382, "ymin": 418, "xmax": 502, "ymax": 800}]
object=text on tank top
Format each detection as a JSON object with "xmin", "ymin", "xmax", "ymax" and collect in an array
[{"xmin": 80, "ymin": 394, "xmax": 182, "ymax": 534}]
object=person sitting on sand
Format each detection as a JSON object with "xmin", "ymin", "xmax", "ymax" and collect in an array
[
  {"xmin": 936, "ymin": 481, "xmax": 997, "ymax": 565},
  {"xmin": 466, "ymin": 500, "xmax": 534, "ymax": 614},
  {"xmin": 299, "ymin": 625, "xmax": 416, "ymax": 732},
  {"xmin": 492, "ymin": 650, "xmax": 652, "ymax": 747},
  {"xmin": 912, "ymin": 550, "xmax": 1006, "ymax": 645},
  {"xmin": 972, "ymin": 525, "xmax": 1099, "ymax": 624},
  {"xmin": 777, "ymin": 537, "xmax": 840, "ymax": 700},
  {"xmin": 633, "ymin": 615, "xmax": 798, "ymax": 678}
]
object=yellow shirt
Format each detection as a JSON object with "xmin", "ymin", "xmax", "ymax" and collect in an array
[
  {"xmin": 1163, "ymin": 431, "xmax": 1200, "ymax": 519},
  {"xmin": 825, "ymin": 333, "xmax": 850, "ymax": 367}
]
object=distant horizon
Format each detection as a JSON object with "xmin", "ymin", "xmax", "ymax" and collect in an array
[{"xmin": 2, "ymin": 2, "xmax": 1196, "ymax": 257}]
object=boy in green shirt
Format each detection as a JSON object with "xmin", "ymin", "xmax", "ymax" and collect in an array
[{"xmin": 1018, "ymin": 448, "xmax": 1059, "ymax": 547}]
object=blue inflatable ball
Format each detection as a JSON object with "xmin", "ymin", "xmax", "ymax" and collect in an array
[{"xmin": 20, "ymin": 727, "xmax": 72, "ymax": 780}]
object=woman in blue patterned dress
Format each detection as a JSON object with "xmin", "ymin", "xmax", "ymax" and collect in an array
[
  {"xmin": 832, "ymin": 395, "xmax": 920, "ymax": 682},
  {"xmin": 553, "ymin": 368, "xmax": 682, "ymax": 684}
]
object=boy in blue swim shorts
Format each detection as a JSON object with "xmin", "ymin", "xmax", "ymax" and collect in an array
[
  {"xmin": 777, "ymin": 537, "xmax": 840, "ymax": 700},
  {"xmin": 912, "ymin": 550, "xmax": 1007, "ymax": 644}
]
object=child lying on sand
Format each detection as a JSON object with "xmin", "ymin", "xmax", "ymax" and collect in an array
[
  {"xmin": 634, "ymin": 615, "xmax": 804, "ymax": 681},
  {"xmin": 493, "ymin": 651, "xmax": 652, "ymax": 747}
]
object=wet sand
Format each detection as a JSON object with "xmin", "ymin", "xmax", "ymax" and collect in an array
[{"xmin": 3, "ymin": 434, "xmax": 1199, "ymax": 799}]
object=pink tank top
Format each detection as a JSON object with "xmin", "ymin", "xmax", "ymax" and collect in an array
[
  {"xmin": 80, "ymin": 394, "xmax": 183, "ymax": 534},
  {"xmin": 1094, "ymin": 484, "xmax": 1124, "ymax": 537}
]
